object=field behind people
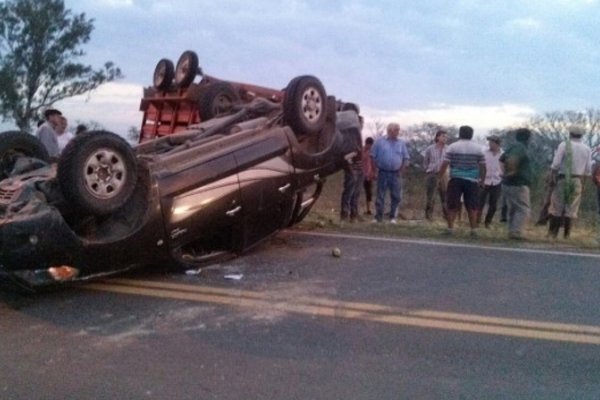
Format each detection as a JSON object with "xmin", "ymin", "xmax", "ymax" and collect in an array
[{"xmin": 302, "ymin": 167, "xmax": 600, "ymax": 249}]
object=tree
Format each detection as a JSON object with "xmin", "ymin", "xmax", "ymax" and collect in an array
[
  {"xmin": 0, "ymin": 0, "xmax": 122, "ymax": 132},
  {"xmin": 72, "ymin": 119, "xmax": 103, "ymax": 132},
  {"xmin": 367, "ymin": 119, "xmax": 386, "ymax": 140},
  {"xmin": 518, "ymin": 108, "xmax": 600, "ymax": 171},
  {"xmin": 127, "ymin": 126, "xmax": 140, "ymax": 143}
]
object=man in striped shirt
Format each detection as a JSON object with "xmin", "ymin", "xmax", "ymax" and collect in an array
[{"xmin": 438, "ymin": 125, "xmax": 486, "ymax": 236}]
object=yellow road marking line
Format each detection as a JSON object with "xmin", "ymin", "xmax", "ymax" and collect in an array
[
  {"xmin": 86, "ymin": 280, "xmax": 600, "ymax": 345},
  {"xmin": 105, "ymin": 278, "xmax": 600, "ymax": 335}
]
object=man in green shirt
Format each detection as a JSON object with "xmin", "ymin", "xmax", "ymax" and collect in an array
[{"xmin": 499, "ymin": 128, "xmax": 532, "ymax": 239}]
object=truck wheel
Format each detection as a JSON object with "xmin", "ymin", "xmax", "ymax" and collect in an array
[
  {"xmin": 283, "ymin": 76, "xmax": 327, "ymax": 135},
  {"xmin": 0, "ymin": 131, "xmax": 49, "ymax": 180},
  {"xmin": 153, "ymin": 58, "xmax": 174, "ymax": 91},
  {"xmin": 58, "ymin": 131, "xmax": 137, "ymax": 216},
  {"xmin": 174, "ymin": 50, "xmax": 199, "ymax": 88},
  {"xmin": 198, "ymin": 82, "xmax": 241, "ymax": 119}
]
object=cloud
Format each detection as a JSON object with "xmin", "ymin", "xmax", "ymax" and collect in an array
[
  {"xmin": 55, "ymin": 82, "xmax": 143, "ymax": 134},
  {"xmin": 50, "ymin": 80, "xmax": 536, "ymax": 141},
  {"xmin": 557, "ymin": 0, "xmax": 597, "ymax": 5},
  {"xmin": 6, "ymin": 0, "xmax": 599, "ymax": 137},
  {"xmin": 506, "ymin": 17, "xmax": 543, "ymax": 31},
  {"xmin": 87, "ymin": 0, "xmax": 133, "ymax": 8},
  {"xmin": 363, "ymin": 103, "xmax": 536, "ymax": 135}
]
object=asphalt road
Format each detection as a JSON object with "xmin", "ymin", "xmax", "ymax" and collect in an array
[{"xmin": 2, "ymin": 230, "xmax": 600, "ymax": 399}]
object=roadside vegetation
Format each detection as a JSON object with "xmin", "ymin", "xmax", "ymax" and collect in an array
[
  {"xmin": 301, "ymin": 168, "xmax": 600, "ymax": 251},
  {"xmin": 299, "ymin": 111, "xmax": 600, "ymax": 251}
]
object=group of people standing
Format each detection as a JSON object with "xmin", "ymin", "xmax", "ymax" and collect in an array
[
  {"xmin": 36, "ymin": 108, "xmax": 87, "ymax": 160},
  {"xmin": 340, "ymin": 120, "xmax": 595, "ymax": 241}
]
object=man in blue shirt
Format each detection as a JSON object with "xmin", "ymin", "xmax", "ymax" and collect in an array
[{"xmin": 370, "ymin": 122, "xmax": 410, "ymax": 223}]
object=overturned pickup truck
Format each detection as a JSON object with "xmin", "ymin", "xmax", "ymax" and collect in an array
[{"xmin": 0, "ymin": 55, "xmax": 362, "ymax": 289}]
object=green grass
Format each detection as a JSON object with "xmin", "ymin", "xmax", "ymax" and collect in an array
[{"xmin": 298, "ymin": 170, "xmax": 600, "ymax": 251}]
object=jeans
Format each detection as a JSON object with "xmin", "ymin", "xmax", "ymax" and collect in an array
[
  {"xmin": 341, "ymin": 168, "xmax": 363, "ymax": 219},
  {"xmin": 375, "ymin": 170, "xmax": 401, "ymax": 221},
  {"xmin": 502, "ymin": 184, "xmax": 530, "ymax": 237}
]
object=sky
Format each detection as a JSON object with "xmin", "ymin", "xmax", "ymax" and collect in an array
[{"xmin": 26, "ymin": 0, "xmax": 600, "ymax": 138}]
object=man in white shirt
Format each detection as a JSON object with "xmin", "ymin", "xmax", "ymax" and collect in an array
[
  {"xmin": 547, "ymin": 126, "xmax": 592, "ymax": 238},
  {"xmin": 477, "ymin": 135, "xmax": 503, "ymax": 228},
  {"xmin": 36, "ymin": 108, "xmax": 62, "ymax": 159},
  {"xmin": 56, "ymin": 115, "xmax": 74, "ymax": 153}
]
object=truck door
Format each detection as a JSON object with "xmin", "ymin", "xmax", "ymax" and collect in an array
[
  {"xmin": 161, "ymin": 154, "xmax": 243, "ymax": 253},
  {"xmin": 234, "ymin": 134, "xmax": 295, "ymax": 250}
]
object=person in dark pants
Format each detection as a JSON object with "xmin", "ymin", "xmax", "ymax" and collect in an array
[
  {"xmin": 593, "ymin": 146, "xmax": 600, "ymax": 218},
  {"xmin": 362, "ymin": 137, "xmax": 377, "ymax": 215},
  {"xmin": 340, "ymin": 160, "xmax": 363, "ymax": 222},
  {"xmin": 340, "ymin": 114, "xmax": 364, "ymax": 222},
  {"xmin": 477, "ymin": 135, "xmax": 503, "ymax": 228},
  {"xmin": 592, "ymin": 146, "xmax": 600, "ymax": 242},
  {"xmin": 438, "ymin": 125, "xmax": 486, "ymax": 237}
]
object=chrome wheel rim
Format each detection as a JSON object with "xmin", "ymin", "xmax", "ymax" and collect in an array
[
  {"xmin": 301, "ymin": 86, "xmax": 323, "ymax": 125},
  {"xmin": 83, "ymin": 148, "xmax": 127, "ymax": 199}
]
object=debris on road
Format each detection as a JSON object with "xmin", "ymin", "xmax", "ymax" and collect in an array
[
  {"xmin": 224, "ymin": 274, "xmax": 244, "ymax": 281},
  {"xmin": 185, "ymin": 268, "xmax": 202, "ymax": 276},
  {"xmin": 331, "ymin": 247, "xmax": 342, "ymax": 257}
]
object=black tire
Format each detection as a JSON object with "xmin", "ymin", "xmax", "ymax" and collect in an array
[
  {"xmin": 0, "ymin": 131, "xmax": 49, "ymax": 180},
  {"xmin": 198, "ymin": 82, "xmax": 241, "ymax": 120},
  {"xmin": 174, "ymin": 50, "xmax": 199, "ymax": 88},
  {"xmin": 57, "ymin": 131, "xmax": 137, "ymax": 216},
  {"xmin": 283, "ymin": 75, "xmax": 327, "ymax": 135},
  {"xmin": 153, "ymin": 58, "xmax": 175, "ymax": 91}
]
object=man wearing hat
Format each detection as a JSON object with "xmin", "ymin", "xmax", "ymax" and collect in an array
[
  {"xmin": 547, "ymin": 126, "xmax": 592, "ymax": 239},
  {"xmin": 477, "ymin": 134, "xmax": 503, "ymax": 228},
  {"xmin": 36, "ymin": 108, "xmax": 62, "ymax": 159}
]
